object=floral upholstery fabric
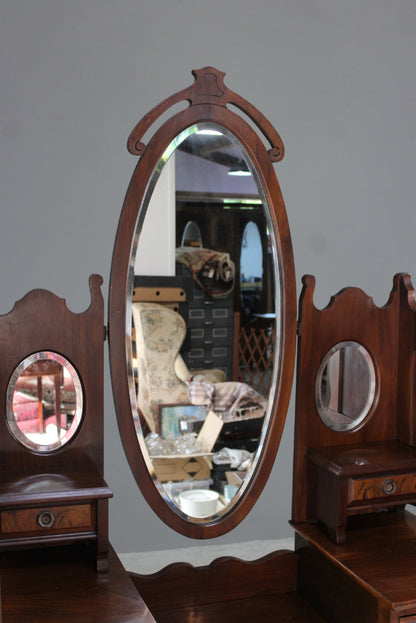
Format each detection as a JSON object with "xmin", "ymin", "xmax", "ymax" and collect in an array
[
  {"xmin": 132, "ymin": 302, "xmax": 258, "ymax": 434},
  {"xmin": 132, "ymin": 302, "xmax": 190, "ymax": 433}
]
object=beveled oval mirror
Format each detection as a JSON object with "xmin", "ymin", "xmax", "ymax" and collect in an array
[
  {"xmin": 6, "ymin": 351, "xmax": 83, "ymax": 452},
  {"xmin": 109, "ymin": 67, "xmax": 296, "ymax": 537}
]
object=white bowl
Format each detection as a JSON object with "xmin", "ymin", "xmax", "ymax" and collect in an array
[{"xmin": 178, "ymin": 489, "xmax": 219, "ymax": 518}]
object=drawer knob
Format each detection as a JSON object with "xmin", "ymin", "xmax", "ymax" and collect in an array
[
  {"xmin": 381, "ymin": 479, "xmax": 397, "ymax": 495},
  {"xmin": 37, "ymin": 510, "xmax": 56, "ymax": 529}
]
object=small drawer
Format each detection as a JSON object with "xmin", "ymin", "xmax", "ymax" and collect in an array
[
  {"xmin": 0, "ymin": 503, "xmax": 94, "ymax": 537},
  {"xmin": 186, "ymin": 347, "xmax": 231, "ymax": 368},
  {"xmin": 188, "ymin": 326, "xmax": 233, "ymax": 346},
  {"xmin": 187, "ymin": 307, "xmax": 233, "ymax": 328},
  {"xmin": 349, "ymin": 473, "xmax": 416, "ymax": 503}
]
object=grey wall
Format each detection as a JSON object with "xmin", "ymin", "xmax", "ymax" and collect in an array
[{"xmin": 1, "ymin": 1, "xmax": 415, "ymax": 554}]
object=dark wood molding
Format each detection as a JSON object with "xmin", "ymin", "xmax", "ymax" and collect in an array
[{"xmin": 129, "ymin": 549, "xmax": 297, "ymax": 611}]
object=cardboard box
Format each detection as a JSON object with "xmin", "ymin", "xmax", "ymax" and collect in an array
[
  {"xmin": 152, "ymin": 454, "xmax": 212, "ymax": 482},
  {"xmin": 152, "ymin": 410, "xmax": 223, "ymax": 482}
]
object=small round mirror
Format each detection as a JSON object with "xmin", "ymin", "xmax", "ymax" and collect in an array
[
  {"xmin": 7, "ymin": 351, "xmax": 83, "ymax": 452},
  {"xmin": 315, "ymin": 341, "xmax": 376, "ymax": 431}
]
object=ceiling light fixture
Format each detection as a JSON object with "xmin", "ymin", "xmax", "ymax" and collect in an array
[{"xmin": 228, "ymin": 163, "xmax": 251, "ymax": 176}]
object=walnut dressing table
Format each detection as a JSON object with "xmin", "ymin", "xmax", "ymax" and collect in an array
[{"xmin": 2, "ymin": 67, "xmax": 416, "ymax": 623}]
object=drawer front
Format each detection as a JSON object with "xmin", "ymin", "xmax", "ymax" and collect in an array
[
  {"xmin": 185, "ymin": 345, "xmax": 231, "ymax": 368},
  {"xmin": 188, "ymin": 306, "xmax": 233, "ymax": 328},
  {"xmin": 400, "ymin": 617, "xmax": 416, "ymax": 622},
  {"xmin": 349, "ymin": 473, "xmax": 416, "ymax": 503},
  {"xmin": 0, "ymin": 503, "xmax": 94, "ymax": 537},
  {"xmin": 188, "ymin": 325, "xmax": 233, "ymax": 347}
]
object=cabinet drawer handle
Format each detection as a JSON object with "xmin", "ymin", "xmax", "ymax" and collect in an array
[
  {"xmin": 381, "ymin": 479, "xmax": 397, "ymax": 495},
  {"xmin": 37, "ymin": 510, "xmax": 56, "ymax": 529}
]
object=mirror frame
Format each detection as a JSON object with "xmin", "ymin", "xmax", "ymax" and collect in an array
[{"xmin": 109, "ymin": 67, "xmax": 297, "ymax": 538}]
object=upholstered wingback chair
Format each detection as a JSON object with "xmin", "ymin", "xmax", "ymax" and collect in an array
[
  {"xmin": 132, "ymin": 302, "xmax": 228, "ymax": 433},
  {"xmin": 132, "ymin": 302, "xmax": 189, "ymax": 433},
  {"xmin": 132, "ymin": 302, "xmax": 270, "ymax": 435}
]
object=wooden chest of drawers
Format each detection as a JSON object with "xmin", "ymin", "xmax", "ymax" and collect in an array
[
  {"xmin": 306, "ymin": 440, "xmax": 416, "ymax": 544},
  {"xmin": 0, "ymin": 467, "xmax": 112, "ymax": 571}
]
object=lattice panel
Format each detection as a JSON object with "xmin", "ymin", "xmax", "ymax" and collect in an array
[{"xmin": 237, "ymin": 327, "xmax": 275, "ymax": 397}]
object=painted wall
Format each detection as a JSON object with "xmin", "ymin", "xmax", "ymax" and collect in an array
[{"xmin": 1, "ymin": 1, "xmax": 415, "ymax": 555}]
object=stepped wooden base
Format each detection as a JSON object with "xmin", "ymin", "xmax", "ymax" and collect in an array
[
  {"xmin": 0, "ymin": 543, "xmax": 155, "ymax": 623},
  {"xmin": 293, "ymin": 509, "xmax": 416, "ymax": 622},
  {"xmin": 4, "ymin": 511, "xmax": 416, "ymax": 622},
  {"xmin": 129, "ymin": 549, "xmax": 327, "ymax": 622}
]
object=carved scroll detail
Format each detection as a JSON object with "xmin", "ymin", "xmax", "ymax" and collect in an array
[{"xmin": 127, "ymin": 66, "xmax": 284, "ymax": 162}]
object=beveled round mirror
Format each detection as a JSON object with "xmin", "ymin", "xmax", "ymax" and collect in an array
[
  {"xmin": 109, "ymin": 67, "xmax": 296, "ymax": 537},
  {"xmin": 7, "ymin": 351, "xmax": 83, "ymax": 452},
  {"xmin": 315, "ymin": 341, "xmax": 377, "ymax": 431}
]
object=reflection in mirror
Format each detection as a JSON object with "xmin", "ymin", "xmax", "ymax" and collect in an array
[
  {"xmin": 315, "ymin": 341, "xmax": 376, "ymax": 431},
  {"xmin": 240, "ymin": 221, "xmax": 264, "ymax": 324},
  {"xmin": 131, "ymin": 123, "xmax": 279, "ymax": 521},
  {"xmin": 181, "ymin": 221, "xmax": 203, "ymax": 248},
  {"xmin": 7, "ymin": 351, "xmax": 83, "ymax": 452}
]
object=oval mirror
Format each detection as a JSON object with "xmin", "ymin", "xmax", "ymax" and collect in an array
[
  {"xmin": 109, "ymin": 67, "xmax": 296, "ymax": 538},
  {"xmin": 7, "ymin": 351, "xmax": 83, "ymax": 452},
  {"xmin": 315, "ymin": 341, "xmax": 377, "ymax": 431}
]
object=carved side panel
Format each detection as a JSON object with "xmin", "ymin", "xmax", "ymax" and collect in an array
[
  {"xmin": 0, "ymin": 274, "xmax": 105, "ymax": 474},
  {"xmin": 292, "ymin": 273, "xmax": 416, "ymax": 522}
]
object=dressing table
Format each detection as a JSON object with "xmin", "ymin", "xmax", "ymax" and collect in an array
[{"xmin": 1, "ymin": 66, "xmax": 415, "ymax": 623}]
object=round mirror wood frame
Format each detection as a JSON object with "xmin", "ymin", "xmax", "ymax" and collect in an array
[{"xmin": 109, "ymin": 67, "xmax": 297, "ymax": 538}]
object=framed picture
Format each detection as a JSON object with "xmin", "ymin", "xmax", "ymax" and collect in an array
[{"xmin": 158, "ymin": 403, "xmax": 207, "ymax": 438}]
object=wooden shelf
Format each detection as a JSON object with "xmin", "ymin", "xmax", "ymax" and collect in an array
[
  {"xmin": 129, "ymin": 549, "xmax": 327, "ymax": 623},
  {"xmin": 0, "ymin": 543, "xmax": 155, "ymax": 623},
  {"xmin": 153, "ymin": 592, "xmax": 329, "ymax": 623},
  {"xmin": 293, "ymin": 509, "xmax": 416, "ymax": 622}
]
